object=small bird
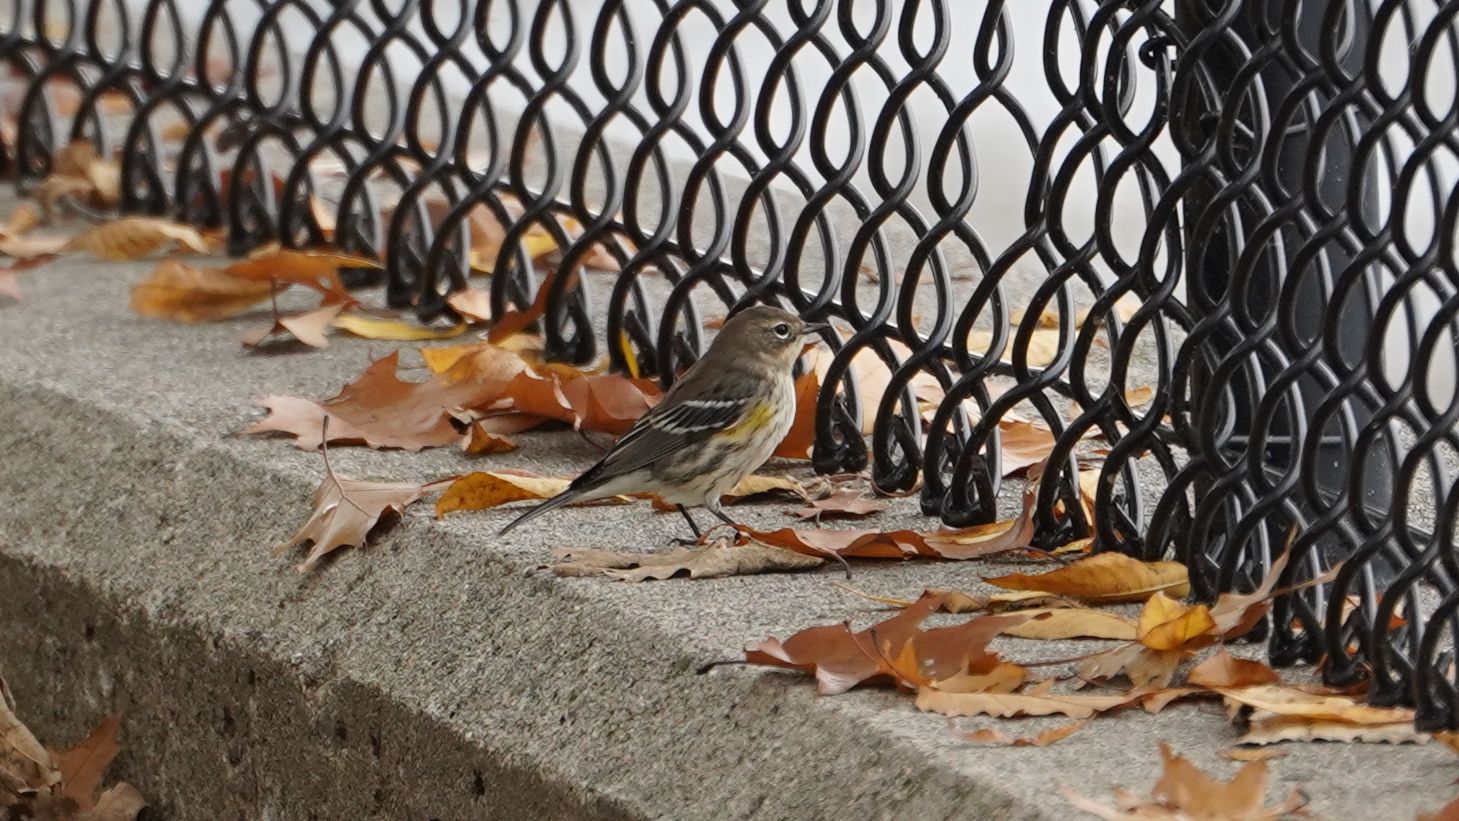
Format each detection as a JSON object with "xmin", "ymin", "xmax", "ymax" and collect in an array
[{"xmin": 500, "ymin": 305, "xmax": 827, "ymax": 540}]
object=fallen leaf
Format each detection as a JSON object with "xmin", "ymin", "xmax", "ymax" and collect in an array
[
  {"xmin": 332, "ymin": 313, "xmax": 466, "ymax": 341},
  {"xmin": 0, "ymin": 234, "xmax": 68, "ymax": 258},
  {"xmin": 241, "ymin": 302, "xmax": 348, "ymax": 348},
  {"xmin": 1187, "ymin": 649, "xmax": 1280, "ymax": 688},
  {"xmin": 999, "ymin": 419, "xmax": 1057, "ymax": 476},
  {"xmin": 1237, "ymin": 716, "xmax": 1423, "ymax": 746},
  {"xmin": 1220, "ymin": 747, "xmax": 1287, "ymax": 763},
  {"xmin": 1001, "ymin": 608, "xmax": 1139, "ymax": 641},
  {"xmin": 984, "ymin": 552, "xmax": 1190, "ymax": 602},
  {"xmin": 224, "ymin": 247, "xmax": 377, "ymax": 303},
  {"xmin": 244, "ymin": 347, "xmax": 528, "ymax": 450},
  {"xmin": 917, "ymin": 689, "xmax": 1135, "ymax": 719},
  {"xmin": 34, "ymin": 140, "xmax": 120, "ymax": 214},
  {"xmin": 952, "ymin": 719, "xmax": 1090, "ymax": 747},
  {"xmin": 73, "ymin": 782, "xmax": 146, "ymax": 821},
  {"xmin": 772, "ymin": 370, "xmax": 820, "ymax": 459},
  {"xmin": 447, "ymin": 287, "xmax": 492, "ymax": 323},
  {"xmin": 1060, "ymin": 742, "xmax": 1306, "ymax": 821},
  {"xmin": 0, "ymin": 674, "xmax": 59, "ymax": 794},
  {"xmin": 435, "ymin": 470, "xmax": 571, "ymax": 516},
  {"xmin": 0, "ymin": 271, "xmax": 18, "ymax": 301},
  {"xmin": 744, "ymin": 594, "xmax": 1031, "ymax": 694},
  {"xmin": 549, "ymin": 539, "xmax": 825, "ymax": 581},
  {"xmin": 461, "ymin": 422, "xmax": 517, "ymax": 455},
  {"xmin": 1419, "ymin": 797, "xmax": 1459, "ymax": 821},
  {"xmin": 129, "ymin": 260, "xmax": 279, "ymax": 322},
  {"xmin": 273, "ymin": 441, "xmax": 427, "ymax": 572},
  {"xmin": 499, "ymin": 365, "xmax": 660, "ymax": 435},
  {"xmin": 1137, "ymin": 592, "xmax": 1217, "ymax": 651},
  {"xmin": 55, "ymin": 713, "xmax": 122, "ymax": 811},
  {"xmin": 1218, "ymin": 685, "xmax": 1415, "ymax": 725},
  {"xmin": 789, "ymin": 491, "xmax": 888, "ymax": 520},
  {"xmin": 928, "ymin": 662, "xmax": 1027, "ymax": 694},
  {"xmin": 62, "ymin": 218, "xmax": 211, "ymax": 260},
  {"xmin": 968, "ymin": 327, "xmax": 1063, "ymax": 367}
]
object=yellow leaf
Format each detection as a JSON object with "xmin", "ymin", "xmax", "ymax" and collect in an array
[
  {"xmin": 332, "ymin": 313, "xmax": 466, "ymax": 341},
  {"xmin": 984, "ymin": 552, "xmax": 1189, "ymax": 603},
  {"xmin": 1136, "ymin": 591, "xmax": 1216, "ymax": 651},
  {"xmin": 435, "ymin": 471, "xmax": 571, "ymax": 517}
]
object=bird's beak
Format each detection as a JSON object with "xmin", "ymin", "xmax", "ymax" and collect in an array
[{"xmin": 800, "ymin": 322, "xmax": 830, "ymax": 337}]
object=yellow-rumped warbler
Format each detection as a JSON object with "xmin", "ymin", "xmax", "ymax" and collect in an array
[{"xmin": 501, "ymin": 305, "xmax": 827, "ymax": 539}]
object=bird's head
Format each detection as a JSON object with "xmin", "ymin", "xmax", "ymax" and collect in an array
[{"xmin": 712, "ymin": 305, "xmax": 829, "ymax": 370}]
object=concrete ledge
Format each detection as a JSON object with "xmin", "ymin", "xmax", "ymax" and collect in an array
[{"xmin": 0, "ymin": 252, "xmax": 1454, "ymax": 820}]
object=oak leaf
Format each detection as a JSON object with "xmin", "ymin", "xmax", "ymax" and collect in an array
[
  {"xmin": 273, "ymin": 443, "xmax": 428, "ymax": 572},
  {"xmin": 1137, "ymin": 592, "xmax": 1217, "ymax": 651},
  {"xmin": 549, "ymin": 539, "xmax": 825, "ymax": 581},
  {"xmin": 129, "ymin": 260, "xmax": 280, "ymax": 322},
  {"xmin": 1061, "ymin": 742, "xmax": 1306, "ymax": 821},
  {"xmin": 499, "ymin": 366, "xmax": 660, "ymax": 435},
  {"xmin": 244, "ymin": 347, "xmax": 528, "ymax": 451},
  {"xmin": 62, "ymin": 218, "xmax": 211, "ymax": 260},
  {"xmin": 984, "ymin": 552, "xmax": 1190, "ymax": 602},
  {"xmin": 917, "ymin": 689, "xmax": 1135, "ymax": 719},
  {"xmin": 772, "ymin": 370, "xmax": 820, "ymax": 459},
  {"xmin": 223, "ymin": 247, "xmax": 376, "ymax": 303},
  {"xmin": 1001, "ymin": 608, "xmax": 1139, "ymax": 641},
  {"xmin": 54, "ymin": 713, "xmax": 122, "ymax": 811}
]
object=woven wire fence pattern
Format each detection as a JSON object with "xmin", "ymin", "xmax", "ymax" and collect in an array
[{"xmin": 3, "ymin": 0, "xmax": 1458, "ymax": 726}]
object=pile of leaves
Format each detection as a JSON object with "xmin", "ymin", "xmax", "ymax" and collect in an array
[{"xmin": 0, "ymin": 674, "xmax": 144, "ymax": 821}]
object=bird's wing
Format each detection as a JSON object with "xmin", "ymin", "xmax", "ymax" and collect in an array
[{"xmin": 581, "ymin": 391, "xmax": 757, "ymax": 485}]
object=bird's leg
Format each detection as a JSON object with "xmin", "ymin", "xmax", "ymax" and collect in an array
[
  {"xmin": 708, "ymin": 504, "xmax": 739, "ymax": 528},
  {"xmin": 672, "ymin": 504, "xmax": 704, "ymax": 546}
]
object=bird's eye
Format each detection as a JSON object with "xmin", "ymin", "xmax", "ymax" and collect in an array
[{"xmin": 773, "ymin": 323, "xmax": 790, "ymax": 339}]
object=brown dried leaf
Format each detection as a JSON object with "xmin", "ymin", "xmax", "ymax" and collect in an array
[
  {"xmin": 772, "ymin": 370, "xmax": 820, "ymax": 459},
  {"xmin": 953, "ymin": 719, "xmax": 1090, "ymax": 747},
  {"xmin": 0, "ymin": 271, "xmax": 19, "ymax": 301},
  {"xmin": 789, "ymin": 490, "xmax": 887, "ymax": 520},
  {"xmin": 63, "ymin": 218, "xmax": 211, "ymax": 260},
  {"xmin": 54, "ymin": 713, "xmax": 122, "ymax": 811},
  {"xmin": 1061, "ymin": 742, "xmax": 1306, "ymax": 821},
  {"xmin": 1187, "ymin": 649, "xmax": 1280, "ymax": 689},
  {"xmin": 0, "ymin": 234, "xmax": 68, "ymax": 258},
  {"xmin": 461, "ymin": 423, "xmax": 517, "ymax": 455},
  {"xmin": 447, "ymin": 287, "xmax": 493, "ymax": 323},
  {"xmin": 273, "ymin": 448, "xmax": 426, "ymax": 572},
  {"xmin": 549, "ymin": 539, "xmax": 824, "ymax": 581},
  {"xmin": 1217, "ymin": 685, "xmax": 1415, "ymax": 726},
  {"xmin": 1420, "ymin": 797, "xmax": 1459, "ymax": 821},
  {"xmin": 999, "ymin": 418, "xmax": 1056, "ymax": 476},
  {"xmin": 1220, "ymin": 747, "xmax": 1287, "ymax": 763},
  {"xmin": 928, "ymin": 662, "xmax": 1027, "ymax": 694},
  {"xmin": 224, "ymin": 247, "xmax": 376, "ymax": 303},
  {"xmin": 244, "ymin": 347, "xmax": 528, "ymax": 450},
  {"xmin": 984, "ymin": 552, "xmax": 1190, "ymax": 603},
  {"xmin": 332, "ymin": 313, "xmax": 465, "ymax": 341},
  {"xmin": 1238, "ymin": 716, "xmax": 1423, "ymax": 746},
  {"xmin": 130, "ymin": 260, "xmax": 279, "ymax": 323},
  {"xmin": 500, "ymin": 365, "xmax": 661, "ymax": 435}
]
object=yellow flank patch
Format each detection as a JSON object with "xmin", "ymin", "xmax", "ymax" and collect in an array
[{"xmin": 724, "ymin": 399, "xmax": 773, "ymax": 440}]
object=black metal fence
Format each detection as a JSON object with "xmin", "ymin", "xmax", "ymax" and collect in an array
[{"xmin": 4, "ymin": 0, "xmax": 1459, "ymax": 727}]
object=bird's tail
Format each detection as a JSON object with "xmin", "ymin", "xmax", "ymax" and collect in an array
[{"xmin": 498, "ymin": 487, "xmax": 585, "ymax": 536}]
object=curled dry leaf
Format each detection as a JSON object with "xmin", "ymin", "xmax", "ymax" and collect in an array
[
  {"xmin": 499, "ymin": 364, "xmax": 660, "ymax": 435},
  {"xmin": 998, "ymin": 419, "xmax": 1057, "ymax": 477},
  {"xmin": 652, "ymin": 474, "xmax": 820, "ymax": 511},
  {"xmin": 273, "ymin": 442, "xmax": 428, "ymax": 572},
  {"xmin": 62, "ymin": 218, "xmax": 212, "ymax": 260},
  {"xmin": 241, "ymin": 302, "xmax": 348, "ymax": 349},
  {"xmin": 129, "ymin": 260, "xmax": 280, "ymax": 322},
  {"xmin": 984, "ymin": 552, "xmax": 1190, "ymax": 603},
  {"xmin": 772, "ymin": 370, "xmax": 821, "ymax": 460},
  {"xmin": 34, "ymin": 140, "xmax": 121, "ymax": 214},
  {"xmin": 1061, "ymin": 742, "xmax": 1306, "ymax": 821},
  {"xmin": 1137, "ymin": 592, "xmax": 1217, "ymax": 651},
  {"xmin": 549, "ymin": 539, "xmax": 824, "ymax": 581},
  {"xmin": 952, "ymin": 719, "xmax": 1091, "ymax": 747},
  {"xmin": 1219, "ymin": 685, "xmax": 1420, "ymax": 746},
  {"xmin": 447, "ymin": 287, "xmax": 492, "ymax": 323},
  {"xmin": 917, "ymin": 689, "xmax": 1135, "ymax": 720}
]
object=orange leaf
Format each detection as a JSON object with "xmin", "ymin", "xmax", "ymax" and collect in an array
[
  {"xmin": 224, "ymin": 247, "xmax": 377, "ymax": 302},
  {"xmin": 274, "ymin": 444, "xmax": 427, "ymax": 572},
  {"xmin": 952, "ymin": 719, "xmax": 1090, "ymax": 747},
  {"xmin": 771, "ymin": 370, "xmax": 820, "ymax": 459},
  {"xmin": 241, "ymin": 302, "xmax": 348, "ymax": 349},
  {"xmin": 435, "ymin": 471, "xmax": 571, "ymax": 516}
]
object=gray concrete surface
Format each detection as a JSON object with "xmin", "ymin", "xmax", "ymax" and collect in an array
[{"xmin": 1, "ymin": 250, "xmax": 1456, "ymax": 821}]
